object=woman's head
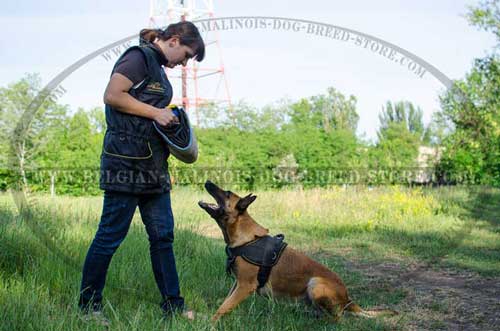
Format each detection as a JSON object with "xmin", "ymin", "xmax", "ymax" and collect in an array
[{"xmin": 140, "ymin": 21, "xmax": 205, "ymax": 68}]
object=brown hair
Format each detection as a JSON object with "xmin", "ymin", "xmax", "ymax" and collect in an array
[{"xmin": 139, "ymin": 21, "xmax": 205, "ymax": 62}]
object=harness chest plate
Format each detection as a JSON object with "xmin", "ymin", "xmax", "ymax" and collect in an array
[{"xmin": 225, "ymin": 234, "xmax": 287, "ymax": 289}]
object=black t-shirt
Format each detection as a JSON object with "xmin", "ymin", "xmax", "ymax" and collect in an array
[
  {"xmin": 113, "ymin": 44, "xmax": 169, "ymax": 85},
  {"xmin": 113, "ymin": 49, "xmax": 148, "ymax": 85}
]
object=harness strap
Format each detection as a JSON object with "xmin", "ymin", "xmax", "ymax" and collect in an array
[
  {"xmin": 225, "ymin": 246, "xmax": 237, "ymax": 275},
  {"xmin": 257, "ymin": 266, "xmax": 272, "ymax": 289}
]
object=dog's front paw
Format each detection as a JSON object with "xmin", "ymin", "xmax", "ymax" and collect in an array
[{"xmin": 210, "ymin": 314, "xmax": 221, "ymax": 324}]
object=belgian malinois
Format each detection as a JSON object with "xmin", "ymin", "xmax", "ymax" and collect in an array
[{"xmin": 198, "ymin": 180, "xmax": 397, "ymax": 322}]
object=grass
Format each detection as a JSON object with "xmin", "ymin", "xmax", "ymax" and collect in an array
[{"xmin": 0, "ymin": 185, "xmax": 499, "ymax": 330}]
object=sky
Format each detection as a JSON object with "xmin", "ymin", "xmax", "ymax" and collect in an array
[{"xmin": 0, "ymin": 0, "xmax": 496, "ymax": 140}]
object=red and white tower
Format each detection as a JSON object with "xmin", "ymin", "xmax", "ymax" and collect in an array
[{"xmin": 149, "ymin": 0, "xmax": 232, "ymax": 126}]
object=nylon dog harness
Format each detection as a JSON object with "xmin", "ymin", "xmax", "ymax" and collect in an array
[{"xmin": 225, "ymin": 234, "xmax": 288, "ymax": 289}]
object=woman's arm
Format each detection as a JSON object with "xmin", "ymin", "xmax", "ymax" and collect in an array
[{"xmin": 103, "ymin": 73, "xmax": 178, "ymax": 126}]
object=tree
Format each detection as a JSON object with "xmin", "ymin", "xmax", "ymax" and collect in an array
[
  {"xmin": 310, "ymin": 87, "xmax": 359, "ymax": 133},
  {"xmin": 373, "ymin": 101, "xmax": 423, "ymax": 174},
  {"xmin": 434, "ymin": 0, "xmax": 500, "ymax": 185},
  {"xmin": 378, "ymin": 101, "xmax": 426, "ymax": 141},
  {"xmin": 467, "ymin": 0, "xmax": 500, "ymax": 46},
  {"xmin": 438, "ymin": 56, "xmax": 500, "ymax": 185},
  {"xmin": 425, "ymin": 111, "xmax": 453, "ymax": 146},
  {"xmin": 0, "ymin": 74, "xmax": 68, "ymax": 188},
  {"xmin": 197, "ymin": 101, "xmax": 229, "ymax": 129},
  {"xmin": 375, "ymin": 122, "xmax": 420, "ymax": 169},
  {"xmin": 0, "ymin": 75, "xmax": 108, "ymax": 194},
  {"xmin": 89, "ymin": 106, "xmax": 106, "ymax": 134}
]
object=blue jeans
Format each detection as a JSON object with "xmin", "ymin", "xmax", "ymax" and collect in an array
[{"xmin": 79, "ymin": 190, "xmax": 184, "ymax": 313}]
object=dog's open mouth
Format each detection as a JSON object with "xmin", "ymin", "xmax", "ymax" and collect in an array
[
  {"xmin": 198, "ymin": 180, "xmax": 225, "ymax": 218},
  {"xmin": 197, "ymin": 200, "xmax": 219, "ymax": 210},
  {"xmin": 198, "ymin": 199, "xmax": 223, "ymax": 219}
]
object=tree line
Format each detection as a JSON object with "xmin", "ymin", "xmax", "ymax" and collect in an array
[{"xmin": 1, "ymin": 0, "xmax": 498, "ymax": 193}]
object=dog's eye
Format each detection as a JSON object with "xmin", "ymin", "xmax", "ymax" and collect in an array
[{"xmin": 225, "ymin": 191, "xmax": 231, "ymax": 198}]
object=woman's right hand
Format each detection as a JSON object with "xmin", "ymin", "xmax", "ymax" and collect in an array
[
  {"xmin": 104, "ymin": 73, "xmax": 180, "ymax": 125},
  {"xmin": 153, "ymin": 107, "xmax": 179, "ymax": 127}
]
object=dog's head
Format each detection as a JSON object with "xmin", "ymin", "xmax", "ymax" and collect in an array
[{"xmin": 198, "ymin": 180, "xmax": 268, "ymax": 245}]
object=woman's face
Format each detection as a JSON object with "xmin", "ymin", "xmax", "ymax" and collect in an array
[{"xmin": 159, "ymin": 37, "xmax": 195, "ymax": 68}]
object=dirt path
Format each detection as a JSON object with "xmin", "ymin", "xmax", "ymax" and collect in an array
[{"xmin": 347, "ymin": 261, "xmax": 500, "ymax": 331}]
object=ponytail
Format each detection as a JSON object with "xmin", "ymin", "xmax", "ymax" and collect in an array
[
  {"xmin": 138, "ymin": 21, "xmax": 205, "ymax": 62},
  {"xmin": 139, "ymin": 28, "xmax": 161, "ymax": 45}
]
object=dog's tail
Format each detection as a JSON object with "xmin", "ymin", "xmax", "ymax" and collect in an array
[{"xmin": 344, "ymin": 301, "xmax": 398, "ymax": 318}]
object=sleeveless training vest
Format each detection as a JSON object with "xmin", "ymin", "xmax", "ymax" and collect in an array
[{"xmin": 100, "ymin": 44, "xmax": 174, "ymax": 194}]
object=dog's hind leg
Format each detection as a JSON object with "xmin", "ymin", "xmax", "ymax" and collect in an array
[{"xmin": 306, "ymin": 277, "xmax": 345, "ymax": 322}]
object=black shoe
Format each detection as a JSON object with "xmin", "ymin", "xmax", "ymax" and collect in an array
[
  {"xmin": 161, "ymin": 298, "xmax": 197, "ymax": 321},
  {"xmin": 160, "ymin": 296, "xmax": 184, "ymax": 313}
]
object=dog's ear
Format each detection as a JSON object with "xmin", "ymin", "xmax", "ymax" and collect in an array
[{"xmin": 236, "ymin": 194, "xmax": 257, "ymax": 212}]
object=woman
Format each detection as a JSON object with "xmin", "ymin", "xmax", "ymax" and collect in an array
[{"xmin": 79, "ymin": 21, "xmax": 205, "ymax": 322}]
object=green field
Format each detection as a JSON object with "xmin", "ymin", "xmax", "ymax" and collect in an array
[{"xmin": 1, "ymin": 186, "xmax": 499, "ymax": 330}]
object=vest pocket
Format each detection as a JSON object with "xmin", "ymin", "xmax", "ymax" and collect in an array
[
  {"xmin": 143, "ymin": 89, "xmax": 166, "ymax": 96},
  {"xmin": 103, "ymin": 132, "xmax": 153, "ymax": 159}
]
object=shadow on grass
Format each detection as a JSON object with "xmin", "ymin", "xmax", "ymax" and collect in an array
[
  {"xmin": 287, "ymin": 219, "xmax": 499, "ymax": 276},
  {"xmin": 465, "ymin": 187, "xmax": 500, "ymax": 228},
  {"xmin": 370, "ymin": 228, "xmax": 500, "ymax": 275}
]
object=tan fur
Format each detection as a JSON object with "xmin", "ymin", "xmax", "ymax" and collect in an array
[{"xmin": 198, "ymin": 181, "xmax": 398, "ymax": 323}]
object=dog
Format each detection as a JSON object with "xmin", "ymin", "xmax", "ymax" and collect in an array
[{"xmin": 198, "ymin": 180, "xmax": 398, "ymax": 323}]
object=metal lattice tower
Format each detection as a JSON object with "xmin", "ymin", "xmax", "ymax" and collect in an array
[{"xmin": 149, "ymin": 0, "xmax": 232, "ymax": 126}]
